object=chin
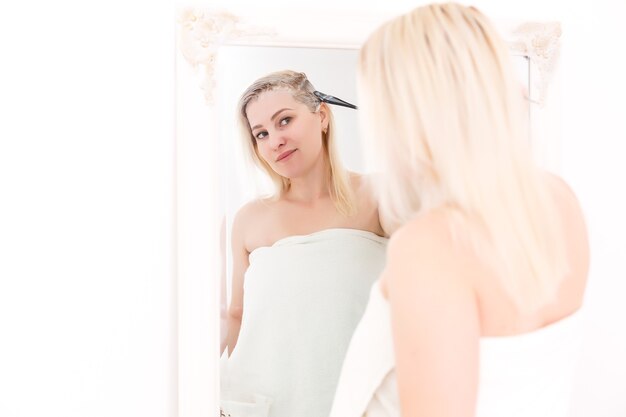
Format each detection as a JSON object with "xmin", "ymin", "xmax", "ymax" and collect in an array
[
  {"xmin": 277, "ymin": 171, "xmax": 298, "ymax": 179},
  {"xmin": 275, "ymin": 168, "xmax": 303, "ymax": 180}
]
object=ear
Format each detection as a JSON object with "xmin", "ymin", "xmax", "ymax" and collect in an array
[{"xmin": 318, "ymin": 102, "xmax": 330, "ymax": 133}]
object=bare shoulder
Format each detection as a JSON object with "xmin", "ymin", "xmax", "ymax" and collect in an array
[
  {"xmin": 232, "ymin": 198, "xmax": 274, "ymax": 252},
  {"xmin": 349, "ymin": 171, "xmax": 392, "ymax": 236},
  {"xmin": 545, "ymin": 172, "xmax": 583, "ymax": 206},
  {"xmin": 233, "ymin": 198, "xmax": 271, "ymax": 221},
  {"xmin": 544, "ymin": 171, "xmax": 590, "ymax": 279},
  {"xmin": 387, "ymin": 210, "xmax": 460, "ymax": 261},
  {"xmin": 349, "ymin": 171, "xmax": 376, "ymax": 194},
  {"xmin": 349, "ymin": 172, "xmax": 378, "ymax": 213},
  {"xmin": 233, "ymin": 199, "xmax": 263, "ymax": 231},
  {"xmin": 544, "ymin": 172, "xmax": 588, "ymax": 245},
  {"xmin": 382, "ymin": 209, "xmax": 478, "ymax": 294}
]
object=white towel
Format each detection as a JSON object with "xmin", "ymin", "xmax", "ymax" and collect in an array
[{"xmin": 221, "ymin": 228, "xmax": 388, "ymax": 417}]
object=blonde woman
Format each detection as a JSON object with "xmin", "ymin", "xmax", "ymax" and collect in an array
[
  {"xmin": 329, "ymin": 3, "xmax": 589, "ymax": 417},
  {"xmin": 220, "ymin": 70, "xmax": 388, "ymax": 417}
]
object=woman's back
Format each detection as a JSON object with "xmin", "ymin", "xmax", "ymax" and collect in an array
[
  {"xmin": 329, "ymin": 277, "xmax": 585, "ymax": 417},
  {"xmin": 337, "ymin": 3, "xmax": 590, "ymax": 416},
  {"xmin": 329, "ymin": 172, "xmax": 589, "ymax": 417},
  {"xmin": 474, "ymin": 173, "xmax": 589, "ymax": 338}
]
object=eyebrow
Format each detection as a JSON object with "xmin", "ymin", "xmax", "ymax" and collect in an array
[{"xmin": 250, "ymin": 108, "xmax": 293, "ymax": 131}]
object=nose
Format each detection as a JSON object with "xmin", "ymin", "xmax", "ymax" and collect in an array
[{"xmin": 269, "ymin": 131, "xmax": 286, "ymax": 150}]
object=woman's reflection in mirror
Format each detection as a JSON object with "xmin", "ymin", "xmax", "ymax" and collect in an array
[{"xmin": 220, "ymin": 70, "xmax": 389, "ymax": 417}]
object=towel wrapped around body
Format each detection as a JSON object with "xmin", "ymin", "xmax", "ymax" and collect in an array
[{"xmin": 221, "ymin": 228, "xmax": 388, "ymax": 417}]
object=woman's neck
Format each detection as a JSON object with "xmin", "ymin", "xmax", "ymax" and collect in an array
[{"xmin": 285, "ymin": 156, "xmax": 330, "ymax": 203}]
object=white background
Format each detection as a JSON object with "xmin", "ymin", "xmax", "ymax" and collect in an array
[
  {"xmin": 0, "ymin": 1, "xmax": 177, "ymax": 416},
  {"xmin": 1, "ymin": 0, "xmax": 625, "ymax": 417}
]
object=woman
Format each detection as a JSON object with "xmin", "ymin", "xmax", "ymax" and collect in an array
[
  {"xmin": 220, "ymin": 70, "xmax": 388, "ymax": 417},
  {"xmin": 329, "ymin": 3, "xmax": 589, "ymax": 417}
]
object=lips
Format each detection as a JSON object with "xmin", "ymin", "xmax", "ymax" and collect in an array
[{"xmin": 276, "ymin": 149, "xmax": 296, "ymax": 162}]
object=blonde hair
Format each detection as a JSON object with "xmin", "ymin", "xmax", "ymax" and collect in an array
[
  {"xmin": 358, "ymin": 3, "xmax": 567, "ymax": 312},
  {"xmin": 237, "ymin": 70, "xmax": 356, "ymax": 216}
]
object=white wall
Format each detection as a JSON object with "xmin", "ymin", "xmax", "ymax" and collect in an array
[
  {"xmin": 0, "ymin": 1, "xmax": 176, "ymax": 416},
  {"xmin": 557, "ymin": 6, "xmax": 626, "ymax": 416}
]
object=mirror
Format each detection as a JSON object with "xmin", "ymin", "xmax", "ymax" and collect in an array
[
  {"xmin": 215, "ymin": 45, "xmax": 530, "ymax": 322},
  {"xmin": 215, "ymin": 46, "xmax": 386, "ymax": 417},
  {"xmin": 216, "ymin": 48, "xmax": 532, "ymax": 417},
  {"xmin": 175, "ymin": 7, "xmax": 556, "ymax": 415},
  {"xmin": 215, "ymin": 45, "xmax": 361, "ymax": 303}
]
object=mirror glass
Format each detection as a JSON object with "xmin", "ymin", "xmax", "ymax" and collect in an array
[
  {"xmin": 215, "ymin": 45, "xmax": 363, "ymax": 297},
  {"xmin": 215, "ymin": 43, "xmax": 530, "ymax": 414},
  {"xmin": 216, "ymin": 45, "xmax": 529, "ymax": 296}
]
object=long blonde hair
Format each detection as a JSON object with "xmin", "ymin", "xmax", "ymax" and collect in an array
[
  {"xmin": 358, "ymin": 3, "xmax": 567, "ymax": 312},
  {"xmin": 237, "ymin": 70, "xmax": 355, "ymax": 216}
]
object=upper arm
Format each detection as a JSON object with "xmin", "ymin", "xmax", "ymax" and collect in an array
[
  {"xmin": 384, "ymin": 215, "xmax": 481, "ymax": 417},
  {"xmin": 228, "ymin": 204, "xmax": 252, "ymax": 320},
  {"xmin": 546, "ymin": 173, "xmax": 590, "ymax": 268}
]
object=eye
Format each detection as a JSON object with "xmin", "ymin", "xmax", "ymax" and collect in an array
[
  {"xmin": 255, "ymin": 131, "xmax": 268, "ymax": 140},
  {"xmin": 279, "ymin": 117, "xmax": 291, "ymax": 126}
]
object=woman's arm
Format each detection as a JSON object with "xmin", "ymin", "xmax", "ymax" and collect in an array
[
  {"xmin": 223, "ymin": 205, "xmax": 252, "ymax": 357},
  {"xmin": 383, "ymin": 212, "xmax": 481, "ymax": 417},
  {"xmin": 220, "ymin": 217, "xmax": 228, "ymax": 355}
]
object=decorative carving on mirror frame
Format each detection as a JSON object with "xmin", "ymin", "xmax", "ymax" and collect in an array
[
  {"xmin": 510, "ymin": 22, "xmax": 562, "ymax": 106},
  {"xmin": 177, "ymin": 8, "xmax": 275, "ymax": 103},
  {"xmin": 178, "ymin": 8, "xmax": 561, "ymax": 107}
]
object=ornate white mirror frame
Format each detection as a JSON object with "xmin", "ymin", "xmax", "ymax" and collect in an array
[{"xmin": 175, "ymin": 6, "xmax": 562, "ymax": 415}]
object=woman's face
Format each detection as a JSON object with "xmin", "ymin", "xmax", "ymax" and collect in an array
[{"xmin": 246, "ymin": 89, "xmax": 328, "ymax": 179}]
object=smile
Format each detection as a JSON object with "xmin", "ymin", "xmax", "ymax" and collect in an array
[{"xmin": 276, "ymin": 149, "xmax": 296, "ymax": 162}]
